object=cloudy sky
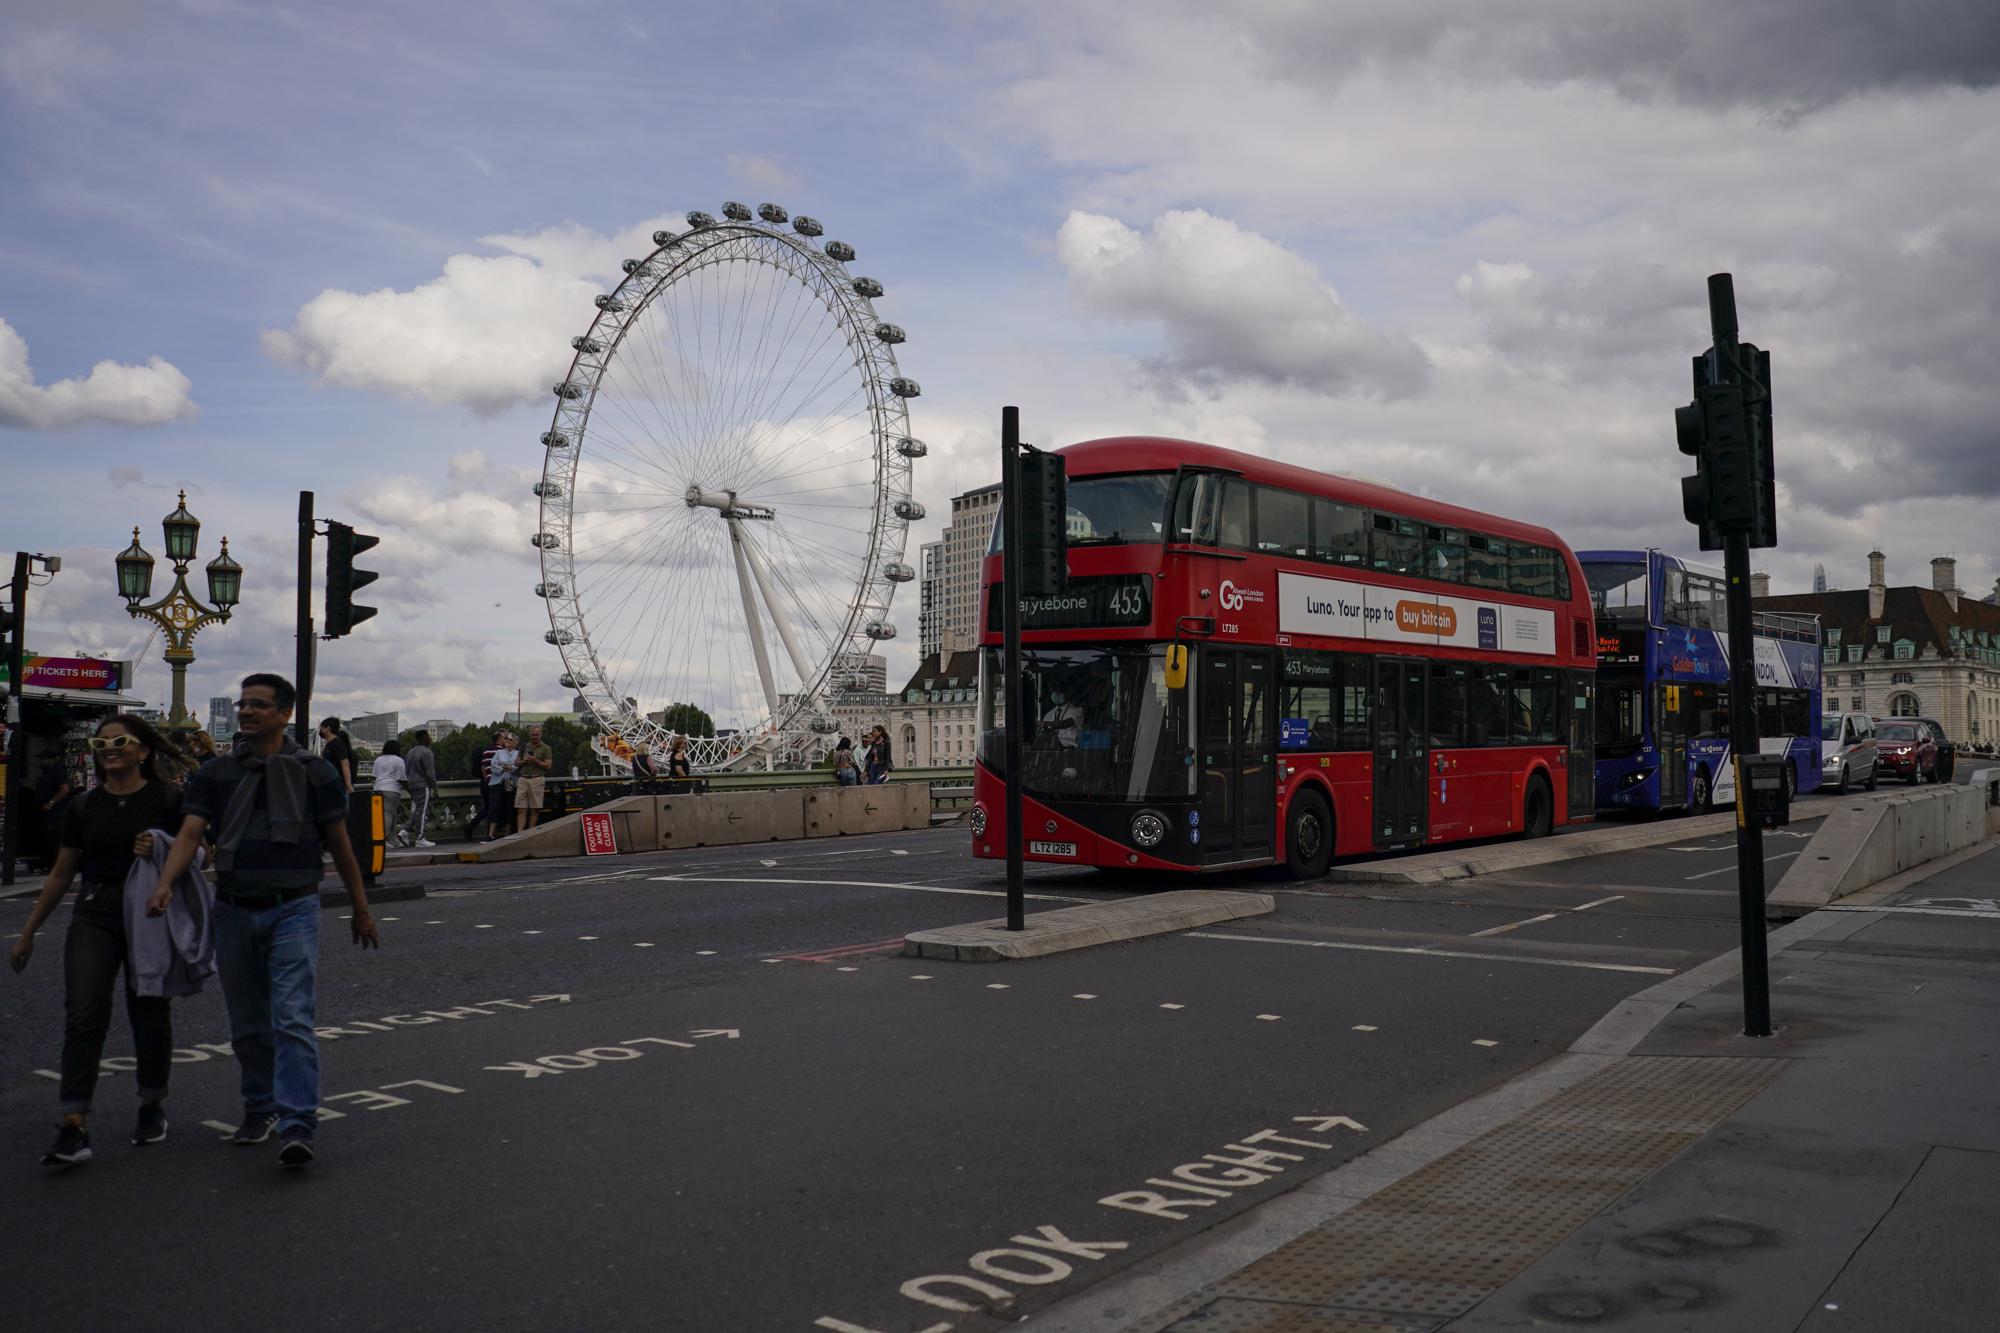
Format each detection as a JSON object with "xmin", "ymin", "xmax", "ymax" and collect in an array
[{"xmin": 4, "ymin": 0, "xmax": 1997, "ymax": 728}]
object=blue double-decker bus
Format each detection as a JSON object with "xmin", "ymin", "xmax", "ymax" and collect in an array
[{"xmin": 1581, "ymin": 549, "xmax": 1822, "ymax": 814}]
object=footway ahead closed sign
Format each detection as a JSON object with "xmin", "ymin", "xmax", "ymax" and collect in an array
[{"xmin": 580, "ymin": 810, "xmax": 617, "ymax": 856}]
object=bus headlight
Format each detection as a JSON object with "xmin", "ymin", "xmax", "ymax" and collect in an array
[
  {"xmin": 969, "ymin": 803, "xmax": 987, "ymax": 837},
  {"xmin": 1130, "ymin": 810, "xmax": 1168, "ymax": 848},
  {"xmin": 1619, "ymin": 769, "xmax": 1654, "ymax": 789}
]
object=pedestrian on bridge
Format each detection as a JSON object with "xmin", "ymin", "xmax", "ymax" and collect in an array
[
  {"xmin": 514, "ymin": 724, "xmax": 553, "ymax": 834},
  {"xmin": 155, "ymin": 673, "xmax": 380, "ymax": 1169},
  {"xmin": 10, "ymin": 713, "xmax": 193, "ymax": 1168},
  {"xmin": 372, "ymin": 738, "xmax": 407, "ymax": 847},
  {"xmin": 404, "ymin": 729, "xmax": 438, "ymax": 847}
]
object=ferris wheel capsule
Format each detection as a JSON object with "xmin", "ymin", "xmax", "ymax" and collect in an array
[
  {"xmin": 865, "ymin": 621, "xmax": 897, "ymax": 640},
  {"xmin": 889, "ymin": 377, "xmax": 921, "ymax": 398},
  {"xmin": 893, "ymin": 498, "xmax": 925, "ymax": 521},
  {"xmin": 542, "ymin": 431, "xmax": 570, "ymax": 448},
  {"xmin": 535, "ymin": 582, "xmax": 565, "ymax": 598},
  {"xmin": 533, "ymin": 481, "xmax": 563, "ymax": 498},
  {"xmin": 722, "ymin": 201, "xmax": 752, "ymax": 221},
  {"xmin": 545, "ymin": 630, "xmax": 575, "ymax": 645},
  {"xmin": 531, "ymin": 532, "xmax": 561, "ymax": 550},
  {"xmin": 824, "ymin": 240, "xmax": 856, "ymax": 262},
  {"xmin": 791, "ymin": 215, "xmax": 823, "ymax": 237},
  {"xmin": 594, "ymin": 294, "xmax": 626, "ymax": 312},
  {"xmin": 851, "ymin": 277, "xmax": 883, "ymax": 298},
  {"xmin": 757, "ymin": 203, "xmax": 789, "ymax": 224},
  {"xmin": 571, "ymin": 336, "xmax": 602, "ymax": 354},
  {"xmin": 884, "ymin": 561, "xmax": 915, "ymax": 582},
  {"xmin": 686, "ymin": 210, "xmax": 717, "ymax": 229},
  {"xmin": 652, "ymin": 229, "xmax": 677, "ymax": 245},
  {"xmin": 874, "ymin": 323, "xmax": 906, "ymax": 345},
  {"xmin": 553, "ymin": 382, "xmax": 584, "ymax": 400},
  {"xmin": 895, "ymin": 437, "xmax": 926, "ymax": 458}
]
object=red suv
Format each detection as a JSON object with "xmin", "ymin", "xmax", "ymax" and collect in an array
[{"xmin": 1872, "ymin": 719, "xmax": 1937, "ymax": 783}]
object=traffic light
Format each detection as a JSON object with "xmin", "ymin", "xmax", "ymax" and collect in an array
[
  {"xmin": 1677, "ymin": 349, "xmax": 1776, "ymax": 551},
  {"xmin": 324, "ymin": 521, "xmax": 380, "ymax": 638},
  {"xmin": 1015, "ymin": 445, "xmax": 1068, "ymax": 597}
]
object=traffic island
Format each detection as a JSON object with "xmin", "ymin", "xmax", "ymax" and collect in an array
[{"xmin": 903, "ymin": 889, "xmax": 1274, "ymax": 961}]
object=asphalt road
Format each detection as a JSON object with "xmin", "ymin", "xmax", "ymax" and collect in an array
[{"xmin": 0, "ymin": 806, "xmax": 1843, "ymax": 1332}]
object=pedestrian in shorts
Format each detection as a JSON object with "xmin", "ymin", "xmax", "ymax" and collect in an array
[{"xmin": 514, "ymin": 724, "xmax": 553, "ymax": 833}]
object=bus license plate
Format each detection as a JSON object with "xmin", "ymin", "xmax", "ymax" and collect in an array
[{"xmin": 1029, "ymin": 840, "xmax": 1077, "ymax": 857}]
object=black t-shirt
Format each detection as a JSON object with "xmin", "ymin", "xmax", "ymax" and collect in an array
[
  {"xmin": 321, "ymin": 734, "xmax": 354, "ymax": 785},
  {"xmin": 61, "ymin": 781, "xmax": 183, "ymax": 890},
  {"xmin": 184, "ymin": 752, "xmax": 347, "ymax": 893}
]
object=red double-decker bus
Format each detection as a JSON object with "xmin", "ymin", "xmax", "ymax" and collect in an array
[{"xmin": 970, "ymin": 437, "xmax": 1597, "ymax": 878}]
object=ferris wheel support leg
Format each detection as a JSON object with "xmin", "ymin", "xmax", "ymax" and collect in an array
[
  {"xmin": 737, "ymin": 521, "xmax": 819, "ymax": 690},
  {"xmin": 728, "ymin": 518, "xmax": 783, "ymax": 723}
]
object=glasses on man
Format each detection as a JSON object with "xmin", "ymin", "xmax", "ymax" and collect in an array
[
  {"xmin": 88, "ymin": 734, "xmax": 139, "ymax": 752},
  {"xmin": 234, "ymin": 698, "xmax": 279, "ymax": 712}
]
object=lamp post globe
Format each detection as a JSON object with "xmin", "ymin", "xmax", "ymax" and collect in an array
[
  {"xmin": 162, "ymin": 490, "xmax": 201, "ymax": 564},
  {"xmin": 205, "ymin": 538, "xmax": 243, "ymax": 609},
  {"xmin": 116, "ymin": 528, "xmax": 155, "ymax": 604}
]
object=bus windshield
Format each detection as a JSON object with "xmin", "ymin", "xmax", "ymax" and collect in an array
[
  {"xmin": 1584, "ymin": 559, "xmax": 1648, "ymax": 622},
  {"xmin": 979, "ymin": 646, "xmax": 1191, "ymax": 802},
  {"xmin": 988, "ymin": 473, "xmax": 1174, "ymax": 551}
]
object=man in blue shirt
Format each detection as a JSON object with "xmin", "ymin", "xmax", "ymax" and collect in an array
[{"xmin": 154, "ymin": 672, "xmax": 379, "ymax": 1167}]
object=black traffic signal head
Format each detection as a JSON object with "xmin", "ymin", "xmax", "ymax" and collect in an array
[
  {"xmin": 1015, "ymin": 446, "xmax": 1068, "ymax": 598},
  {"xmin": 325, "ymin": 521, "xmax": 380, "ymax": 638}
]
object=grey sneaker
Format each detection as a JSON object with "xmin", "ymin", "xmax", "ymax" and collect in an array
[
  {"xmin": 133, "ymin": 1102, "xmax": 169, "ymax": 1146},
  {"xmin": 278, "ymin": 1126, "xmax": 316, "ymax": 1168},
  {"xmin": 231, "ymin": 1112, "xmax": 279, "ymax": 1145}
]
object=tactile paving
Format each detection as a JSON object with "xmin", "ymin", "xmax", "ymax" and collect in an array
[{"xmin": 1126, "ymin": 1056, "xmax": 1789, "ymax": 1331}]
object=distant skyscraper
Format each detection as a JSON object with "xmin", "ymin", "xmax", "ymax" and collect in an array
[
  {"xmin": 206, "ymin": 695, "xmax": 233, "ymax": 737},
  {"xmin": 347, "ymin": 710, "xmax": 401, "ymax": 746},
  {"xmin": 1813, "ymin": 562, "xmax": 1827, "ymax": 593}
]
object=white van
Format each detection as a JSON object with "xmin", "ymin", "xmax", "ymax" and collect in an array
[{"xmin": 1821, "ymin": 711, "xmax": 1879, "ymax": 793}]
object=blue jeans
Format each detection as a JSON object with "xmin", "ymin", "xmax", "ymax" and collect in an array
[{"xmin": 215, "ymin": 895, "xmax": 320, "ymax": 1136}]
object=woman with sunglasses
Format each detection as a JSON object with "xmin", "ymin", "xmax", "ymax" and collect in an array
[{"xmin": 9, "ymin": 714, "xmax": 189, "ymax": 1167}]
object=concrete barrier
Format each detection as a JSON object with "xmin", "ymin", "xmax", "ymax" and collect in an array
[
  {"xmin": 657, "ymin": 789, "xmax": 806, "ymax": 849},
  {"xmin": 1768, "ymin": 783, "xmax": 1988, "ymax": 919},
  {"xmin": 804, "ymin": 783, "xmax": 928, "ymax": 837},
  {"xmin": 455, "ymin": 795, "xmax": 668, "ymax": 862}
]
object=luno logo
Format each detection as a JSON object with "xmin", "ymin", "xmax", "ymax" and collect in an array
[{"xmin": 1219, "ymin": 579, "xmax": 1264, "ymax": 612}]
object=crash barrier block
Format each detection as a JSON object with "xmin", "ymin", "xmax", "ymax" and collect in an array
[
  {"xmin": 804, "ymin": 782, "xmax": 929, "ymax": 837},
  {"xmin": 657, "ymin": 789, "xmax": 807, "ymax": 849},
  {"xmin": 462, "ymin": 794, "xmax": 653, "ymax": 862},
  {"xmin": 1768, "ymin": 783, "xmax": 1988, "ymax": 919}
]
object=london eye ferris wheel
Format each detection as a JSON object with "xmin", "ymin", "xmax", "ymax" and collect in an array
[{"xmin": 532, "ymin": 201, "xmax": 925, "ymax": 770}]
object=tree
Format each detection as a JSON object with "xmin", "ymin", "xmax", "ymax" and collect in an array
[{"xmin": 655, "ymin": 701, "xmax": 715, "ymax": 737}]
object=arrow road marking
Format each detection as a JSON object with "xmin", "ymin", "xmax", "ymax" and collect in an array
[
  {"xmin": 690, "ymin": 1028, "xmax": 739, "ymax": 1040},
  {"xmin": 1686, "ymin": 850, "xmax": 1801, "ymax": 880}
]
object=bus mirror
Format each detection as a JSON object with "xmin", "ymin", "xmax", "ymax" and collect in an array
[{"xmin": 1164, "ymin": 644, "xmax": 1188, "ymax": 690}]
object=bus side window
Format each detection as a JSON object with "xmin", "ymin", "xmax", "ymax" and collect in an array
[
  {"xmin": 1427, "ymin": 526, "xmax": 1465, "ymax": 584},
  {"xmin": 1256, "ymin": 486, "xmax": 1310, "ymax": 557},
  {"xmin": 1340, "ymin": 655, "xmax": 1371, "ymax": 749},
  {"xmin": 1466, "ymin": 535, "xmax": 1510, "ymax": 591},
  {"xmin": 1467, "ymin": 664, "xmax": 1507, "ymax": 744},
  {"xmin": 1430, "ymin": 662, "xmax": 1467, "ymax": 746},
  {"xmin": 1531, "ymin": 668, "xmax": 1559, "ymax": 742},
  {"xmin": 1372, "ymin": 514, "xmax": 1424, "ymax": 576},
  {"xmin": 1313, "ymin": 498, "xmax": 1368, "ymax": 565},
  {"xmin": 1171, "ymin": 474, "xmax": 1214, "ymax": 543},
  {"xmin": 1217, "ymin": 480, "xmax": 1252, "ymax": 550}
]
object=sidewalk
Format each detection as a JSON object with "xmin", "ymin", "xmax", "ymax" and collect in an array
[{"xmin": 1046, "ymin": 837, "xmax": 2000, "ymax": 1332}]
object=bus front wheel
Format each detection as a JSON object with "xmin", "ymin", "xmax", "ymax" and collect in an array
[
  {"xmin": 1285, "ymin": 788, "xmax": 1334, "ymax": 880},
  {"xmin": 1522, "ymin": 776, "xmax": 1554, "ymax": 840},
  {"xmin": 1687, "ymin": 766, "xmax": 1712, "ymax": 817}
]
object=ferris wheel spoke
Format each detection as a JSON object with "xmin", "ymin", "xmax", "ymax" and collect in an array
[
  {"xmin": 726, "ymin": 292, "xmax": 845, "ymax": 471},
  {"xmin": 733, "ymin": 327, "xmax": 861, "ymax": 480}
]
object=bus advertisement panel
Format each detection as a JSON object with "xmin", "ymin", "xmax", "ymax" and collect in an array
[
  {"xmin": 971, "ymin": 437, "xmax": 1598, "ymax": 879},
  {"xmin": 1582, "ymin": 549, "xmax": 1822, "ymax": 815}
]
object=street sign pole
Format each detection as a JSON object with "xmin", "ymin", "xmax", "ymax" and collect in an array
[
  {"xmin": 2, "ymin": 551, "xmax": 28, "ymax": 886},
  {"xmin": 1000, "ymin": 406, "xmax": 1026, "ymax": 932},
  {"xmin": 1706, "ymin": 275, "xmax": 1773, "ymax": 1037}
]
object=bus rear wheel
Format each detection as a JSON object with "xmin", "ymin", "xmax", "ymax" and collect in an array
[
  {"xmin": 1522, "ymin": 776, "xmax": 1553, "ymax": 840},
  {"xmin": 1285, "ymin": 788, "xmax": 1334, "ymax": 879}
]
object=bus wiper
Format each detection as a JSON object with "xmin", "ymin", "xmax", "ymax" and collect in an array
[{"xmin": 1069, "ymin": 532, "xmax": 1126, "ymax": 546}]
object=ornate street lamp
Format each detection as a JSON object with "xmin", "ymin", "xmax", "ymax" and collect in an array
[{"xmin": 115, "ymin": 491, "xmax": 243, "ymax": 730}]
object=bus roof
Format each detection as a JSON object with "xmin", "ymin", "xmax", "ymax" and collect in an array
[{"xmin": 1060, "ymin": 436, "xmax": 1575, "ymax": 553}]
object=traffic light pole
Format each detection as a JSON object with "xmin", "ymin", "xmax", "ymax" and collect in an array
[
  {"xmin": 295, "ymin": 490, "xmax": 315, "ymax": 748},
  {"xmin": 2, "ymin": 552, "xmax": 29, "ymax": 886},
  {"xmin": 1707, "ymin": 276, "xmax": 1773, "ymax": 1038},
  {"xmin": 1000, "ymin": 405, "xmax": 1026, "ymax": 932}
]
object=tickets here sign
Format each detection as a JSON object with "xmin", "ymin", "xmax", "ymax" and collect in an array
[{"xmin": 580, "ymin": 810, "xmax": 618, "ymax": 856}]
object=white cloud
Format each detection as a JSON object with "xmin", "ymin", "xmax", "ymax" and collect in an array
[
  {"xmin": 262, "ymin": 215, "xmax": 681, "ymax": 416},
  {"xmin": 343, "ymin": 448, "xmax": 542, "ymax": 563},
  {"xmin": 727, "ymin": 153, "xmax": 800, "ymax": 193},
  {"xmin": 1055, "ymin": 209, "xmax": 1431, "ymax": 399},
  {"xmin": 0, "ymin": 316, "xmax": 196, "ymax": 430}
]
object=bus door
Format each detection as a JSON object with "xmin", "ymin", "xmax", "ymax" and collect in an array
[
  {"xmin": 1373, "ymin": 658, "xmax": 1428, "ymax": 845},
  {"xmin": 1655, "ymin": 683, "xmax": 1686, "ymax": 807},
  {"xmin": 1198, "ymin": 648, "xmax": 1276, "ymax": 862},
  {"xmin": 1566, "ymin": 671, "xmax": 1595, "ymax": 820}
]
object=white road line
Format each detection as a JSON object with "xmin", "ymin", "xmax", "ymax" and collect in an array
[
  {"xmin": 988, "ymin": 983, "xmax": 1010, "ymax": 990},
  {"xmin": 1352, "ymin": 1024, "xmax": 1378, "ymax": 1032},
  {"xmin": 1473, "ymin": 1039, "xmax": 1500, "ymax": 1047},
  {"xmin": 837, "ymin": 966, "xmax": 859, "ymax": 972},
  {"xmin": 911, "ymin": 975, "xmax": 934, "ymax": 981},
  {"xmin": 1160, "ymin": 1003, "xmax": 1185, "ymax": 1010},
  {"xmin": 1470, "ymin": 912, "xmax": 1558, "ymax": 938},
  {"xmin": 1685, "ymin": 850, "xmax": 1802, "ymax": 880},
  {"xmin": 1187, "ymin": 931, "xmax": 1677, "ymax": 976},
  {"xmin": 1074, "ymin": 993, "xmax": 1097, "ymax": 1000},
  {"xmin": 648, "ymin": 874, "xmax": 1092, "ymax": 903},
  {"xmin": 695, "ymin": 950, "xmax": 717, "ymax": 956},
  {"xmin": 634, "ymin": 942, "xmax": 655, "ymax": 948},
  {"xmin": 577, "ymin": 935, "xmax": 598, "ymax": 941},
  {"xmin": 760, "ymin": 859, "xmax": 778, "ymax": 867},
  {"xmin": 474, "ymin": 924, "xmax": 495, "ymax": 929},
  {"xmin": 1824, "ymin": 904, "xmax": 2000, "ymax": 919},
  {"xmin": 522, "ymin": 930, "xmax": 542, "ymax": 935},
  {"xmin": 1256, "ymin": 1014, "xmax": 1281, "ymax": 1021},
  {"xmin": 1573, "ymin": 895, "xmax": 1626, "ymax": 911}
]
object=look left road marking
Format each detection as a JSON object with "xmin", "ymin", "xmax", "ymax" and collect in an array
[
  {"xmin": 1188, "ymin": 931, "xmax": 1675, "ymax": 976},
  {"xmin": 650, "ymin": 875, "xmax": 1092, "ymax": 904}
]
